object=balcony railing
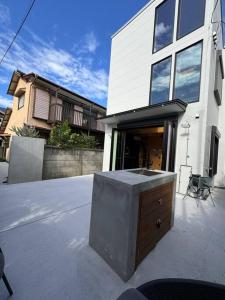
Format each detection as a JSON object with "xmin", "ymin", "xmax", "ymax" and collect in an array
[{"xmin": 48, "ymin": 103, "xmax": 105, "ymax": 132}]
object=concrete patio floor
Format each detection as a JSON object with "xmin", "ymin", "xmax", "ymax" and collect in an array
[
  {"xmin": 0, "ymin": 175, "xmax": 225, "ymax": 299},
  {"xmin": 0, "ymin": 162, "xmax": 8, "ymax": 184}
]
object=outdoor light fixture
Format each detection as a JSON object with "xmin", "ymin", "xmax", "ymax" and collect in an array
[
  {"xmin": 181, "ymin": 121, "xmax": 190, "ymax": 129},
  {"xmin": 181, "ymin": 121, "xmax": 191, "ymax": 166}
]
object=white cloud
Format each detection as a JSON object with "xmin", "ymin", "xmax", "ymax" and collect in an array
[
  {"xmin": 155, "ymin": 22, "xmax": 170, "ymax": 38},
  {"xmin": 154, "ymin": 22, "xmax": 171, "ymax": 51},
  {"xmin": 0, "ymin": 3, "xmax": 10, "ymax": 26},
  {"xmin": 152, "ymin": 75, "xmax": 170, "ymax": 92},
  {"xmin": 0, "ymin": 77, "xmax": 8, "ymax": 84},
  {"xmin": 0, "ymin": 96, "xmax": 12, "ymax": 108},
  {"xmin": 82, "ymin": 31, "xmax": 99, "ymax": 53},
  {"xmin": 0, "ymin": 27, "xmax": 108, "ymax": 105},
  {"xmin": 72, "ymin": 31, "xmax": 100, "ymax": 54},
  {"xmin": 175, "ymin": 43, "xmax": 202, "ymax": 88}
]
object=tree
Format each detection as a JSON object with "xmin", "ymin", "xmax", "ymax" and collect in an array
[
  {"xmin": 48, "ymin": 121, "xmax": 97, "ymax": 149},
  {"xmin": 48, "ymin": 121, "xmax": 71, "ymax": 147},
  {"xmin": 10, "ymin": 124, "xmax": 39, "ymax": 138}
]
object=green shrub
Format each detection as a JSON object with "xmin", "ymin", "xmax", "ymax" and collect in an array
[
  {"xmin": 10, "ymin": 124, "xmax": 39, "ymax": 138},
  {"xmin": 48, "ymin": 121, "xmax": 72, "ymax": 148},
  {"xmin": 69, "ymin": 132, "xmax": 97, "ymax": 149},
  {"xmin": 48, "ymin": 121, "xmax": 97, "ymax": 149}
]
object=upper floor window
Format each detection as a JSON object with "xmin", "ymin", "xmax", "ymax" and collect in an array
[
  {"xmin": 177, "ymin": 0, "xmax": 206, "ymax": 39},
  {"xmin": 153, "ymin": 0, "xmax": 176, "ymax": 53},
  {"xmin": 18, "ymin": 93, "xmax": 25, "ymax": 110},
  {"xmin": 150, "ymin": 56, "xmax": 172, "ymax": 105},
  {"xmin": 173, "ymin": 41, "xmax": 203, "ymax": 103}
]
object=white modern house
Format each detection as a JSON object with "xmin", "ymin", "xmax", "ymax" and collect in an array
[{"xmin": 101, "ymin": 0, "xmax": 225, "ymax": 193}]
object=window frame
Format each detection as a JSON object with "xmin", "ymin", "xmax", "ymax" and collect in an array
[
  {"xmin": 209, "ymin": 126, "xmax": 220, "ymax": 177},
  {"xmin": 149, "ymin": 55, "xmax": 173, "ymax": 105},
  {"xmin": 152, "ymin": 0, "xmax": 176, "ymax": 54},
  {"xmin": 172, "ymin": 40, "xmax": 204, "ymax": 104},
  {"xmin": 18, "ymin": 93, "xmax": 25, "ymax": 110},
  {"xmin": 176, "ymin": 0, "xmax": 206, "ymax": 41}
]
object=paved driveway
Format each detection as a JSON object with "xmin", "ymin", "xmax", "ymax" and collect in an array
[
  {"xmin": 0, "ymin": 162, "xmax": 8, "ymax": 184},
  {"xmin": 0, "ymin": 176, "xmax": 225, "ymax": 300}
]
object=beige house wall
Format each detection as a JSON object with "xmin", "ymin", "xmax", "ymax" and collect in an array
[
  {"xmin": 4, "ymin": 78, "xmax": 30, "ymax": 135},
  {"xmin": 4, "ymin": 78, "xmax": 52, "ymax": 135}
]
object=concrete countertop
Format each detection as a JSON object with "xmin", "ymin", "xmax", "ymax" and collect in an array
[
  {"xmin": 94, "ymin": 169, "xmax": 176, "ymax": 193},
  {"xmin": 90, "ymin": 168, "xmax": 177, "ymax": 280}
]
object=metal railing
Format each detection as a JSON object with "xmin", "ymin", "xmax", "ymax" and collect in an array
[{"xmin": 48, "ymin": 103, "xmax": 105, "ymax": 132}]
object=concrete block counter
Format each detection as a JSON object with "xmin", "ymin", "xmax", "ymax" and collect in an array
[{"xmin": 89, "ymin": 169, "xmax": 177, "ymax": 281}]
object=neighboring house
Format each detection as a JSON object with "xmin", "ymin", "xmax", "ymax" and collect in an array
[
  {"xmin": 0, "ymin": 108, "xmax": 4, "ymax": 127},
  {"xmin": 0, "ymin": 108, "xmax": 5, "ymax": 148},
  {"xmin": 0, "ymin": 70, "xmax": 106, "ymax": 146},
  {"xmin": 101, "ymin": 0, "xmax": 225, "ymax": 191}
]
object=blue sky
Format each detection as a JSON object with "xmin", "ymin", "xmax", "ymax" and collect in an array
[
  {"xmin": 0, "ymin": 0, "xmax": 148, "ymax": 108},
  {"xmin": 0, "ymin": 0, "xmax": 224, "ymax": 109}
]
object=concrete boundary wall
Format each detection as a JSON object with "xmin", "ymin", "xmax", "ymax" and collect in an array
[
  {"xmin": 8, "ymin": 136, "xmax": 46, "ymax": 184},
  {"xmin": 43, "ymin": 146, "xmax": 103, "ymax": 180}
]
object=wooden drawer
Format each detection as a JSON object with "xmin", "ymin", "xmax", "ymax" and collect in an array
[
  {"xmin": 135, "ymin": 181, "xmax": 174, "ymax": 267},
  {"xmin": 136, "ymin": 214, "xmax": 171, "ymax": 265},
  {"xmin": 138, "ymin": 210, "xmax": 171, "ymax": 246},
  {"xmin": 136, "ymin": 218, "xmax": 170, "ymax": 266},
  {"xmin": 139, "ymin": 182, "xmax": 173, "ymax": 218}
]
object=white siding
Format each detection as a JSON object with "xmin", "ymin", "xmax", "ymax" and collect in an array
[
  {"xmin": 214, "ymin": 50, "xmax": 225, "ymax": 186},
  {"xmin": 104, "ymin": 0, "xmax": 225, "ymax": 190},
  {"xmin": 107, "ymin": 0, "xmax": 213, "ymax": 116}
]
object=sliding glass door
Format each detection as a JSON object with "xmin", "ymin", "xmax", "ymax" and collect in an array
[{"xmin": 110, "ymin": 130, "xmax": 126, "ymax": 171}]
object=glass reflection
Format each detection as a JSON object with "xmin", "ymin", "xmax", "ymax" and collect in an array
[
  {"xmin": 153, "ymin": 0, "xmax": 176, "ymax": 52},
  {"xmin": 150, "ymin": 56, "xmax": 172, "ymax": 104},
  {"xmin": 174, "ymin": 42, "xmax": 203, "ymax": 102}
]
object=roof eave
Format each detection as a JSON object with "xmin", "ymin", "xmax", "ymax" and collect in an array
[
  {"xmin": 98, "ymin": 99, "xmax": 187, "ymax": 124},
  {"xmin": 7, "ymin": 70, "xmax": 24, "ymax": 96}
]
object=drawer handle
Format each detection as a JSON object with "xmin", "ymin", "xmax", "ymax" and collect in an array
[
  {"xmin": 156, "ymin": 218, "xmax": 162, "ymax": 228},
  {"xmin": 158, "ymin": 198, "xmax": 163, "ymax": 205}
]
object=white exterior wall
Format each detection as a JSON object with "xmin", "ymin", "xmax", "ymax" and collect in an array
[
  {"xmin": 203, "ymin": 0, "xmax": 223, "ymax": 177},
  {"xmin": 102, "ymin": 124, "xmax": 115, "ymax": 171},
  {"xmin": 214, "ymin": 50, "xmax": 225, "ymax": 186},
  {"xmin": 103, "ymin": 0, "xmax": 225, "ymax": 189}
]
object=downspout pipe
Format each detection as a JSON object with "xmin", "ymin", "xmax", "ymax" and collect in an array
[{"xmin": 26, "ymin": 73, "xmax": 38, "ymax": 124}]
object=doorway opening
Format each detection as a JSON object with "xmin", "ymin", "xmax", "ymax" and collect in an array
[
  {"xmin": 123, "ymin": 127, "xmax": 164, "ymax": 170},
  {"xmin": 110, "ymin": 120, "xmax": 177, "ymax": 172}
]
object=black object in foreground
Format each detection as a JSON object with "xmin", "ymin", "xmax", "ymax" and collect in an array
[
  {"xmin": 0, "ymin": 248, "xmax": 13, "ymax": 296},
  {"xmin": 117, "ymin": 279, "xmax": 225, "ymax": 300}
]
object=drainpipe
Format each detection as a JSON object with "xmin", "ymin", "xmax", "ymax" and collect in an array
[
  {"xmin": 88, "ymin": 105, "xmax": 92, "ymax": 136},
  {"xmin": 27, "ymin": 74, "xmax": 37, "ymax": 124}
]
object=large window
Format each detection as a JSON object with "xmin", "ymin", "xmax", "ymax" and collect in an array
[
  {"xmin": 153, "ymin": 0, "xmax": 176, "ymax": 53},
  {"xmin": 18, "ymin": 93, "xmax": 25, "ymax": 110},
  {"xmin": 177, "ymin": 0, "xmax": 206, "ymax": 39},
  {"xmin": 173, "ymin": 42, "xmax": 203, "ymax": 103},
  {"xmin": 150, "ymin": 56, "xmax": 172, "ymax": 105}
]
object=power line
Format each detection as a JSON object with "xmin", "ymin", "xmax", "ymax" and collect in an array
[
  {"xmin": 211, "ymin": 0, "xmax": 219, "ymax": 24},
  {"xmin": 0, "ymin": 0, "xmax": 37, "ymax": 67}
]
